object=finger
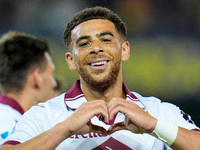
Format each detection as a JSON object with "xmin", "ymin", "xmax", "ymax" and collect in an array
[
  {"xmin": 107, "ymin": 98, "xmax": 126, "ymax": 120},
  {"xmin": 81, "ymin": 100, "xmax": 109, "ymax": 123},
  {"xmin": 66, "ymin": 100, "xmax": 109, "ymax": 133},
  {"xmin": 88, "ymin": 122, "xmax": 108, "ymax": 135},
  {"xmin": 96, "ymin": 111, "xmax": 109, "ymax": 124},
  {"xmin": 109, "ymin": 105, "xmax": 127, "ymax": 121},
  {"xmin": 107, "ymin": 97, "xmax": 120, "ymax": 111},
  {"xmin": 98, "ymin": 114, "xmax": 104, "ymax": 122},
  {"xmin": 92, "ymin": 101, "xmax": 109, "ymax": 123},
  {"xmin": 107, "ymin": 122, "xmax": 125, "ymax": 134}
]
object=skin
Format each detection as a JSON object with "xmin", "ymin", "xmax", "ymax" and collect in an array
[
  {"xmin": 66, "ymin": 19, "xmax": 130, "ymax": 103},
  {"xmin": 1, "ymin": 19, "xmax": 200, "ymax": 150},
  {"xmin": 4, "ymin": 52, "xmax": 56, "ymax": 112},
  {"xmin": 38, "ymin": 53, "xmax": 57, "ymax": 102}
]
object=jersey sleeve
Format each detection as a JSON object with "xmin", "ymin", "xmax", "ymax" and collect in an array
[
  {"xmin": 160, "ymin": 102, "xmax": 199, "ymax": 130},
  {"xmin": 138, "ymin": 94, "xmax": 200, "ymax": 131},
  {"xmin": 0, "ymin": 106, "xmax": 21, "ymax": 145},
  {"xmin": 0, "ymin": 118, "xmax": 16, "ymax": 145},
  {"xmin": 3, "ymin": 105, "xmax": 51, "ymax": 145}
]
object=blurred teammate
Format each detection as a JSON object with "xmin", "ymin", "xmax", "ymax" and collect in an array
[
  {"xmin": 0, "ymin": 31, "xmax": 57, "ymax": 144},
  {"xmin": 1, "ymin": 7, "xmax": 200, "ymax": 150}
]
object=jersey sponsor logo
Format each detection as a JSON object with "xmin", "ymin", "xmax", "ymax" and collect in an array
[
  {"xmin": 69, "ymin": 133, "xmax": 132, "ymax": 149},
  {"xmin": 69, "ymin": 132, "xmax": 105, "ymax": 139}
]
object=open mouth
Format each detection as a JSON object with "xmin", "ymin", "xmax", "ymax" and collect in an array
[{"xmin": 88, "ymin": 60, "xmax": 109, "ymax": 66}]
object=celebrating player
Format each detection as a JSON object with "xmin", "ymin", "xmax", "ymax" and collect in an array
[{"xmin": 1, "ymin": 7, "xmax": 200, "ymax": 150}]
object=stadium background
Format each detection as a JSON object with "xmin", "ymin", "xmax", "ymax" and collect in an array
[{"xmin": 1, "ymin": 0, "xmax": 200, "ymax": 127}]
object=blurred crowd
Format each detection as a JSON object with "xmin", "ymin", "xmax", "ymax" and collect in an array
[{"xmin": 1, "ymin": 0, "xmax": 200, "ymax": 38}]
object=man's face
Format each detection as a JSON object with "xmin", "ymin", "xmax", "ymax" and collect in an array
[
  {"xmin": 69, "ymin": 19, "xmax": 125, "ymax": 92},
  {"xmin": 40, "ymin": 52, "xmax": 57, "ymax": 101}
]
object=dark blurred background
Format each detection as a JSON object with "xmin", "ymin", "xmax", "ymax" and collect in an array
[{"xmin": 0, "ymin": 0, "xmax": 200, "ymax": 127}]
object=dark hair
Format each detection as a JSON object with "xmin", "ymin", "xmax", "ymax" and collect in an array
[
  {"xmin": 0, "ymin": 31, "xmax": 50, "ymax": 93},
  {"xmin": 63, "ymin": 6, "xmax": 127, "ymax": 51}
]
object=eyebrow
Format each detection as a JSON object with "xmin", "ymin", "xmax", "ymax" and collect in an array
[
  {"xmin": 75, "ymin": 32, "xmax": 114, "ymax": 45},
  {"xmin": 96, "ymin": 31, "xmax": 114, "ymax": 38},
  {"xmin": 76, "ymin": 35, "xmax": 91, "ymax": 45}
]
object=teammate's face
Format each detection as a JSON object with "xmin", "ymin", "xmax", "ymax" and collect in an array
[
  {"xmin": 40, "ymin": 53, "xmax": 57, "ymax": 101},
  {"xmin": 66, "ymin": 19, "xmax": 129, "ymax": 92}
]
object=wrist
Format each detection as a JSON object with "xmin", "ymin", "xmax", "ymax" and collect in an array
[
  {"xmin": 150, "ymin": 120, "xmax": 178, "ymax": 146},
  {"xmin": 55, "ymin": 122, "xmax": 72, "ymax": 139}
]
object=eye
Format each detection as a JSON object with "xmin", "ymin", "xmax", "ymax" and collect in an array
[
  {"xmin": 79, "ymin": 42, "xmax": 90, "ymax": 47},
  {"xmin": 101, "ymin": 38, "xmax": 111, "ymax": 43}
]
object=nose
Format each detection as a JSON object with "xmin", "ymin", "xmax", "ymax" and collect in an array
[{"xmin": 90, "ymin": 40, "xmax": 104, "ymax": 54}]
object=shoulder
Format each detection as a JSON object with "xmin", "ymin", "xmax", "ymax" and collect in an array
[
  {"xmin": 131, "ymin": 91, "xmax": 162, "ymax": 106},
  {"xmin": 22, "ymin": 93, "xmax": 68, "ymax": 124},
  {"xmin": 131, "ymin": 91, "xmax": 198, "ymax": 128},
  {"xmin": 130, "ymin": 91, "xmax": 182, "ymax": 119},
  {"xmin": 30, "ymin": 93, "xmax": 66, "ymax": 112},
  {"xmin": 0, "ymin": 104, "xmax": 22, "ymax": 123},
  {"xmin": 131, "ymin": 91, "xmax": 178, "ymax": 109}
]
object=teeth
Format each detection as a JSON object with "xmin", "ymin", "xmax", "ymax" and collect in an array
[{"xmin": 91, "ymin": 61, "xmax": 107, "ymax": 66}]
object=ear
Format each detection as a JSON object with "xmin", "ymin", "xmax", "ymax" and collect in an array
[
  {"xmin": 32, "ymin": 68, "xmax": 42, "ymax": 89},
  {"xmin": 121, "ymin": 41, "xmax": 130, "ymax": 62},
  {"xmin": 65, "ymin": 52, "xmax": 77, "ymax": 71}
]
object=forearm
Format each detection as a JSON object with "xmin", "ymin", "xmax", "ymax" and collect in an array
[
  {"xmin": 0, "ymin": 100, "xmax": 109, "ymax": 150},
  {"xmin": 0, "ymin": 122, "xmax": 70, "ymax": 150},
  {"xmin": 150, "ymin": 120, "xmax": 200, "ymax": 150},
  {"xmin": 171, "ymin": 127, "xmax": 200, "ymax": 150}
]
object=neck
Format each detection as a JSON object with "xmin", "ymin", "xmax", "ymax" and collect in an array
[
  {"xmin": 5, "ymin": 90, "xmax": 38, "ymax": 112},
  {"xmin": 80, "ymin": 75, "xmax": 125, "ymax": 104}
]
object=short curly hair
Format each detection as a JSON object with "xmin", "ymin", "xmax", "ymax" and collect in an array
[{"xmin": 63, "ymin": 6, "xmax": 127, "ymax": 51}]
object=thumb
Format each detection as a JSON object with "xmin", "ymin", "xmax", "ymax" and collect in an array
[
  {"xmin": 88, "ymin": 122, "xmax": 108, "ymax": 136},
  {"xmin": 107, "ymin": 122, "xmax": 125, "ymax": 134}
]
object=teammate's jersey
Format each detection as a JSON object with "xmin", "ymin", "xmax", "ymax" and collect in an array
[
  {"xmin": 0, "ymin": 95, "xmax": 24, "ymax": 145},
  {"xmin": 3, "ymin": 81, "xmax": 199, "ymax": 149}
]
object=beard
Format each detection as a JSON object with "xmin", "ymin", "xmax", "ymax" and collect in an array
[{"xmin": 78, "ymin": 60, "xmax": 121, "ymax": 94}]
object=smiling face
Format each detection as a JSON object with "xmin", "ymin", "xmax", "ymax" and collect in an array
[{"xmin": 66, "ymin": 19, "xmax": 130, "ymax": 93}]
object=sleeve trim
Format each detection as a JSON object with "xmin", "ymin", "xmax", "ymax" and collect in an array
[{"xmin": 2, "ymin": 140, "xmax": 20, "ymax": 145}]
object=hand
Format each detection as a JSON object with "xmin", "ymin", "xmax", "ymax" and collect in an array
[
  {"xmin": 65, "ymin": 100, "xmax": 109, "ymax": 137},
  {"xmin": 64, "ymin": 98, "xmax": 157, "ymax": 137},
  {"xmin": 107, "ymin": 117, "xmax": 141, "ymax": 134},
  {"xmin": 107, "ymin": 98, "xmax": 157, "ymax": 134}
]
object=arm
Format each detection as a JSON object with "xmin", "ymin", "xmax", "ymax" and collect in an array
[
  {"xmin": 0, "ymin": 100, "xmax": 109, "ymax": 150},
  {"xmin": 107, "ymin": 98, "xmax": 200, "ymax": 150},
  {"xmin": 171, "ymin": 127, "xmax": 200, "ymax": 150},
  {"xmin": 0, "ymin": 122, "xmax": 70, "ymax": 150}
]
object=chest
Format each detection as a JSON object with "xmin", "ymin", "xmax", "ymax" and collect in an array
[{"xmin": 56, "ymin": 131, "xmax": 165, "ymax": 150}]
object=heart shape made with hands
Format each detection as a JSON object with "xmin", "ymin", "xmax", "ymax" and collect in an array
[{"xmin": 90, "ymin": 113, "xmax": 141, "ymax": 134}]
